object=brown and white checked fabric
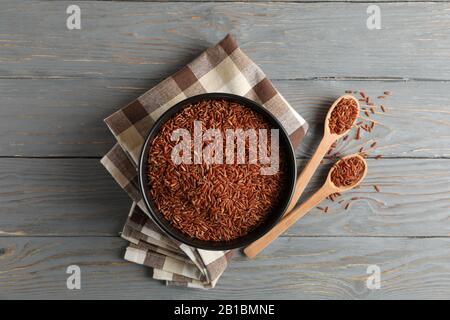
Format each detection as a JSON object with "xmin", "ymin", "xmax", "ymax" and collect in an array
[
  {"xmin": 101, "ymin": 34, "xmax": 308, "ymax": 289},
  {"xmin": 122, "ymin": 202, "xmax": 234, "ymax": 287},
  {"xmin": 104, "ymin": 34, "xmax": 307, "ymax": 164}
]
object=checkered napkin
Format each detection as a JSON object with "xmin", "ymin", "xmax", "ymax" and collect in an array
[{"xmin": 101, "ymin": 34, "xmax": 308, "ymax": 289}]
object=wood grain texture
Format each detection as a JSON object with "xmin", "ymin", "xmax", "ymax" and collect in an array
[
  {"xmin": 0, "ymin": 79, "xmax": 449, "ymax": 157},
  {"xmin": 0, "ymin": 158, "xmax": 130, "ymax": 236},
  {"xmin": 52, "ymin": 0, "xmax": 450, "ymax": 2},
  {"xmin": 1, "ymin": 236, "xmax": 450, "ymax": 299},
  {"xmin": 1, "ymin": 0, "xmax": 449, "ymax": 300},
  {"xmin": 0, "ymin": 158, "xmax": 448, "ymax": 237},
  {"xmin": 1, "ymin": 1, "xmax": 450, "ymax": 80},
  {"xmin": 291, "ymin": 157, "xmax": 450, "ymax": 237}
]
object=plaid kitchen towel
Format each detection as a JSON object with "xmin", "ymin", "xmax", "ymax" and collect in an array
[{"xmin": 101, "ymin": 34, "xmax": 308, "ymax": 289}]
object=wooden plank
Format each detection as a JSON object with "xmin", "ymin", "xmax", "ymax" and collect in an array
[
  {"xmin": 57, "ymin": 0, "xmax": 450, "ymax": 2},
  {"xmin": 279, "ymin": 80, "xmax": 450, "ymax": 159},
  {"xmin": 0, "ymin": 158, "xmax": 131, "ymax": 236},
  {"xmin": 0, "ymin": 78, "xmax": 153, "ymax": 157},
  {"xmin": 291, "ymin": 157, "xmax": 450, "ymax": 237},
  {"xmin": 0, "ymin": 78, "xmax": 448, "ymax": 157},
  {"xmin": 1, "ymin": 2, "xmax": 450, "ymax": 80},
  {"xmin": 0, "ymin": 158, "xmax": 448, "ymax": 237},
  {"xmin": 1, "ymin": 236, "xmax": 450, "ymax": 299}
]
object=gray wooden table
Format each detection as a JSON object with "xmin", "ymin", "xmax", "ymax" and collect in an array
[{"xmin": 1, "ymin": 0, "xmax": 449, "ymax": 299}]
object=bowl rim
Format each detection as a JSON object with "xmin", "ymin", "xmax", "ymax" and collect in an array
[{"xmin": 138, "ymin": 92, "xmax": 297, "ymax": 250}]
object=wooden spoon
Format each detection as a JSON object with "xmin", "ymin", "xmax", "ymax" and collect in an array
[
  {"xmin": 285, "ymin": 94, "xmax": 360, "ymax": 213},
  {"xmin": 244, "ymin": 154, "xmax": 368, "ymax": 258}
]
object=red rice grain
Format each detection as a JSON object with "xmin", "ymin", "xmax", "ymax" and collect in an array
[
  {"xmin": 147, "ymin": 99, "xmax": 288, "ymax": 241},
  {"xmin": 330, "ymin": 156, "xmax": 366, "ymax": 188},
  {"xmin": 328, "ymin": 97, "xmax": 359, "ymax": 135},
  {"xmin": 356, "ymin": 127, "xmax": 361, "ymax": 140}
]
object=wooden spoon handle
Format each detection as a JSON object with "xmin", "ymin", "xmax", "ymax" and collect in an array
[
  {"xmin": 286, "ymin": 136, "xmax": 334, "ymax": 213},
  {"xmin": 244, "ymin": 183, "xmax": 334, "ymax": 258}
]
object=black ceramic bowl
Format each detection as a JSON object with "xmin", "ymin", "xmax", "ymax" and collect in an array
[{"xmin": 138, "ymin": 93, "xmax": 297, "ymax": 250}]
